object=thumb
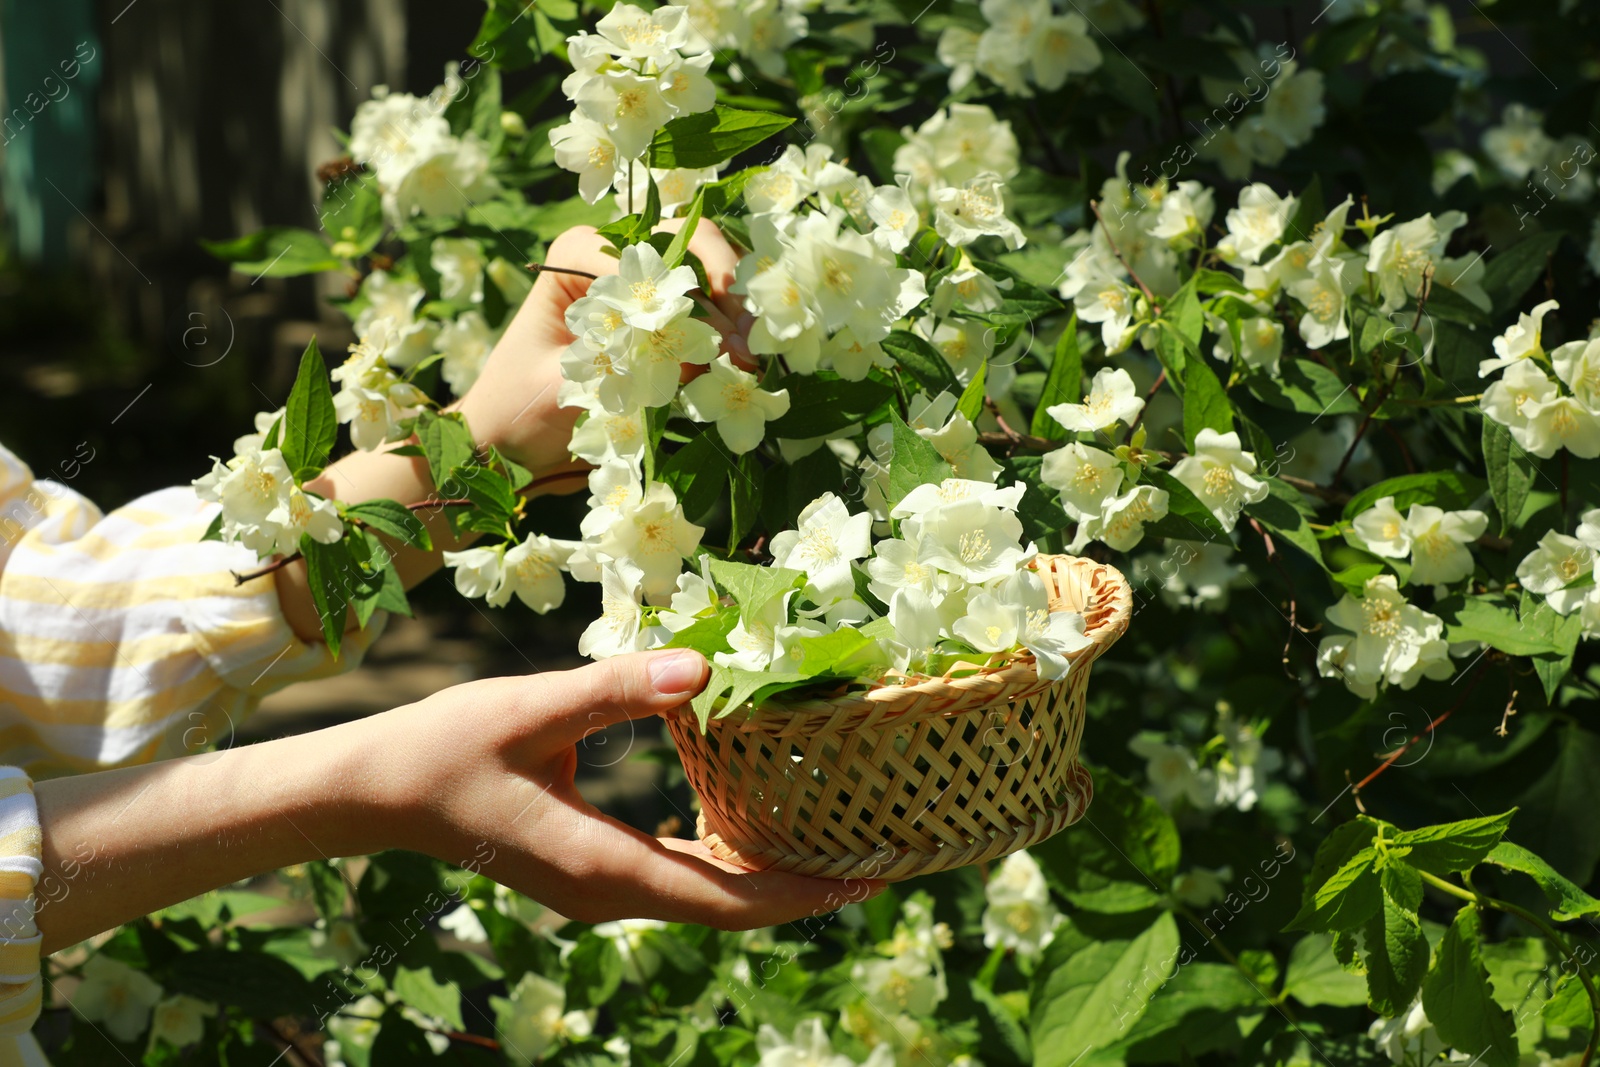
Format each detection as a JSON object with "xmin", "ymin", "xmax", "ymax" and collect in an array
[{"xmin": 532, "ymin": 650, "xmax": 708, "ymax": 748}]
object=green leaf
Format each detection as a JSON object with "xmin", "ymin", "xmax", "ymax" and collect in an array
[
  {"xmin": 998, "ymin": 456, "xmax": 1073, "ymax": 546},
  {"xmin": 1421, "ymin": 907, "xmax": 1520, "ymax": 1067},
  {"xmin": 957, "ymin": 361, "xmax": 988, "ymax": 424},
  {"xmin": 1436, "ymin": 595, "xmax": 1565, "ymax": 657},
  {"xmin": 1390, "ymin": 810, "xmax": 1516, "ymax": 875},
  {"xmin": 1483, "ymin": 231, "xmax": 1564, "ymax": 318},
  {"xmin": 200, "ymin": 512, "xmax": 225, "ymax": 543},
  {"xmin": 887, "ymin": 411, "xmax": 954, "ymax": 510},
  {"xmin": 1485, "ymin": 841, "xmax": 1600, "ymax": 922},
  {"xmin": 304, "ymin": 860, "xmax": 346, "ymax": 926},
  {"xmin": 882, "ymin": 330, "xmax": 961, "ymax": 396},
  {"xmin": 457, "ymin": 465, "xmax": 517, "ymax": 523},
  {"xmin": 300, "ymin": 535, "xmax": 352, "ymax": 656},
  {"xmin": 1362, "ymin": 864, "xmax": 1430, "ymax": 1015},
  {"xmin": 201, "ymin": 227, "xmax": 341, "ymax": 277},
  {"xmin": 281, "ymin": 339, "xmax": 338, "ymax": 475},
  {"xmin": 1030, "ymin": 913, "xmax": 1181, "ymax": 1067},
  {"xmin": 1511, "ymin": 725, "xmax": 1600, "ymax": 887},
  {"xmin": 393, "ymin": 966, "xmax": 465, "ymax": 1031},
  {"xmin": 1282, "ymin": 174, "xmax": 1325, "ymax": 245},
  {"xmin": 566, "ymin": 933, "xmax": 624, "ymax": 1010},
  {"xmin": 661, "ymin": 188, "xmax": 705, "ymax": 268},
  {"xmin": 766, "ymin": 375, "xmax": 894, "ymax": 439},
  {"xmin": 707, "ymin": 558, "xmax": 805, "ymax": 619},
  {"xmin": 1032, "ymin": 770, "xmax": 1180, "ymax": 913},
  {"xmin": 418, "ymin": 412, "xmax": 477, "ymax": 494},
  {"xmin": 344, "ymin": 499, "xmax": 431, "ymax": 551},
  {"xmin": 787, "ymin": 627, "xmax": 886, "ymax": 676},
  {"xmin": 1181, "ymin": 356, "xmax": 1232, "ymax": 449},
  {"xmin": 1243, "ymin": 479, "xmax": 1325, "ymax": 569},
  {"xmin": 468, "ymin": 0, "xmax": 545, "ymax": 70},
  {"xmin": 661, "ymin": 429, "xmax": 735, "ymax": 524},
  {"xmin": 662, "ymin": 606, "xmax": 740, "ymax": 657},
  {"xmin": 1248, "ymin": 358, "xmax": 1361, "ymax": 416},
  {"xmin": 1282, "ymin": 934, "xmax": 1369, "ymax": 1007},
  {"xmin": 1484, "ymin": 418, "xmax": 1534, "ymax": 535},
  {"xmin": 650, "ymin": 105, "xmax": 795, "ymax": 169},
  {"xmin": 1031, "ymin": 318, "xmax": 1082, "ymax": 440},
  {"xmin": 320, "ymin": 174, "xmax": 383, "ymax": 258},
  {"xmin": 729, "ymin": 452, "xmax": 762, "ymax": 550},
  {"xmin": 689, "ymin": 665, "xmax": 813, "ymax": 729},
  {"xmin": 1342, "ymin": 471, "xmax": 1488, "ymax": 522},
  {"xmin": 1286, "ymin": 817, "xmax": 1385, "ymax": 932},
  {"xmin": 1152, "ymin": 279, "xmax": 1202, "ymax": 388}
]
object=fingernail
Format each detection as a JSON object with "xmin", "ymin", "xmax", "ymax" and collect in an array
[
  {"xmin": 736, "ymin": 311, "xmax": 755, "ymax": 335},
  {"xmin": 725, "ymin": 332, "xmax": 752, "ymax": 363},
  {"xmin": 649, "ymin": 651, "xmax": 705, "ymax": 696}
]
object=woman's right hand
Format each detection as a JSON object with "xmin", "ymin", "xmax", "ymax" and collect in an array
[{"xmin": 370, "ymin": 649, "xmax": 880, "ymax": 929}]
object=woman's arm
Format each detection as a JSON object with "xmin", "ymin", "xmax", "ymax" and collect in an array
[
  {"xmin": 33, "ymin": 650, "xmax": 873, "ymax": 955},
  {"xmin": 272, "ymin": 219, "xmax": 752, "ymax": 643}
]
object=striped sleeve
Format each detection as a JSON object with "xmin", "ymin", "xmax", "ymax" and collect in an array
[
  {"xmin": 0, "ymin": 768, "xmax": 42, "ymax": 1047},
  {"xmin": 0, "ymin": 445, "xmax": 385, "ymax": 777}
]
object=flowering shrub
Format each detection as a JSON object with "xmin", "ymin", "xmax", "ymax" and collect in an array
[{"xmin": 45, "ymin": 1, "xmax": 1600, "ymax": 1065}]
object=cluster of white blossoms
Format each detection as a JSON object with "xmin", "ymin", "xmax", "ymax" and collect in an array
[
  {"xmin": 1349, "ymin": 496, "xmax": 1487, "ymax": 587},
  {"xmin": 1517, "ymin": 510, "xmax": 1600, "ymax": 636},
  {"xmin": 348, "ymin": 77, "xmax": 499, "ymax": 225},
  {"xmin": 1061, "ymin": 169, "xmax": 1490, "ymax": 360},
  {"xmin": 981, "ymin": 849, "xmax": 1062, "ymax": 957},
  {"xmin": 936, "ymin": 0, "xmax": 1101, "ymax": 97},
  {"xmin": 1480, "ymin": 104, "xmax": 1595, "ymax": 202},
  {"xmin": 1195, "ymin": 44, "xmax": 1327, "ymax": 181},
  {"xmin": 671, "ymin": 0, "xmax": 810, "ymax": 82},
  {"xmin": 73, "ymin": 954, "xmax": 216, "ymax": 1052},
  {"xmin": 1481, "ymin": 299, "xmax": 1600, "ymax": 459},
  {"xmin": 850, "ymin": 898, "xmax": 952, "ymax": 1021},
  {"xmin": 1128, "ymin": 707, "xmax": 1283, "ymax": 813},
  {"xmin": 549, "ymin": 4, "xmax": 717, "ymax": 207},
  {"xmin": 892, "ymin": 104, "xmax": 1027, "ymax": 252},
  {"xmin": 192, "ymin": 409, "xmax": 344, "ymax": 558},
  {"xmin": 757, "ymin": 1018, "xmax": 893, "ymax": 1067},
  {"xmin": 735, "ymin": 145, "xmax": 930, "ymax": 376},
  {"xmin": 1316, "ymin": 575, "xmax": 1453, "ymax": 699}
]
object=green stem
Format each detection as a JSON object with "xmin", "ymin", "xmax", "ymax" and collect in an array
[
  {"xmin": 1417, "ymin": 868, "xmax": 1600, "ymax": 1067},
  {"xmin": 1172, "ymin": 904, "xmax": 1300, "ymax": 1025}
]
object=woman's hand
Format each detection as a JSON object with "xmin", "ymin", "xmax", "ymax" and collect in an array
[
  {"xmin": 456, "ymin": 221, "xmax": 754, "ymax": 486},
  {"xmin": 34, "ymin": 649, "xmax": 872, "ymax": 954},
  {"xmin": 374, "ymin": 648, "xmax": 870, "ymax": 928}
]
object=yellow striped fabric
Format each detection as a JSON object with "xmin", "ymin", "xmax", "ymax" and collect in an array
[{"xmin": 0, "ymin": 443, "xmax": 387, "ymax": 1059}]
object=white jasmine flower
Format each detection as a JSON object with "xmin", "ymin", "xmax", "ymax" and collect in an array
[
  {"xmin": 1553, "ymin": 336, "xmax": 1600, "ymax": 412},
  {"xmin": 386, "ymin": 130, "xmax": 499, "ymax": 222},
  {"xmin": 579, "ymin": 564, "xmax": 647, "ymax": 658},
  {"xmin": 769, "ymin": 492, "xmax": 873, "ymax": 607},
  {"xmin": 1040, "ymin": 442, "xmax": 1125, "ymax": 520},
  {"xmin": 1524, "ymin": 396, "xmax": 1600, "ymax": 458},
  {"xmin": 438, "ymin": 903, "xmax": 489, "ymax": 944},
  {"xmin": 1317, "ymin": 576, "xmax": 1453, "ymax": 699},
  {"xmin": 1135, "ymin": 540, "xmax": 1244, "ymax": 612},
  {"xmin": 1481, "ymin": 299, "xmax": 1559, "ymax": 377},
  {"xmin": 866, "ymin": 182, "xmax": 921, "ymax": 254},
  {"xmin": 1076, "ymin": 483, "xmax": 1169, "ymax": 552},
  {"xmin": 1216, "ymin": 184, "xmax": 1296, "ymax": 265},
  {"xmin": 1045, "ymin": 367, "xmax": 1144, "ymax": 434},
  {"xmin": 149, "ymin": 995, "xmax": 217, "ymax": 1050},
  {"xmin": 436, "ymin": 310, "xmax": 499, "ymax": 396},
  {"xmin": 1031, "ymin": 11, "xmax": 1102, "ymax": 90},
  {"xmin": 894, "ymin": 103, "xmax": 1020, "ymax": 197},
  {"xmin": 982, "ymin": 850, "xmax": 1062, "ymax": 957},
  {"xmin": 1288, "ymin": 255, "xmax": 1362, "ymax": 349},
  {"xmin": 568, "ymin": 395, "xmax": 648, "ymax": 474},
  {"xmin": 1074, "ymin": 277, "xmax": 1141, "ymax": 352},
  {"xmin": 1481, "ymin": 360, "xmax": 1557, "ymax": 446},
  {"xmin": 597, "ymin": 482, "xmax": 705, "ymax": 602},
  {"xmin": 1260, "ymin": 63, "xmax": 1325, "ymax": 146},
  {"xmin": 1127, "ymin": 733, "xmax": 1213, "ymax": 810},
  {"xmin": 914, "ymin": 499, "xmax": 1032, "ymax": 584},
  {"xmin": 1517, "ymin": 531, "xmax": 1597, "ymax": 615},
  {"xmin": 231, "ymin": 407, "xmax": 285, "ymax": 458},
  {"xmin": 679, "ymin": 354, "xmax": 791, "ymax": 453},
  {"xmin": 930, "ymin": 320, "xmax": 994, "ymax": 386},
  {"xmin": 311, "ymin": 917, "xmax": 369, "ymax": 968},
  {"xmin": 932, "ymin": 172, "xmax": 1024, "ymax": 249},
  {"xmin": 955, "ymin": 569, "xmax": 1091, "ymax": 679},
  {"xmin": 891, "ymin": 478, "xmax": 1026, "ymax": 520},
  {"xmin": 331, "ymin": 336, "xmax": 431, "ymax": 450},
  {"xmin": 1148, "ymin": 181, "xmax": 1215, "ymax": 245},
  {"xmin": 595, "ymin": 3, "xmax": 708, "ymax": 62},
  {"xmin": 612, "ymin": 163, "xmax": 718, "ymax": 218},
  {"xmin": 931, "ymin": 257, "xmax": 1008, "ymax": 317},
  {"xmin": 593, "ymin": 919, "xmax": 669, "ymax": 984},
  {"xmin": 1365, "ymin": 212, "xmax": 1465, "ymax": 312},
  {"xmin": 628, "ymin": 315, "xmax": 721, "ymax": 408},
  {"xmin": 1350, "ymin": 496, "xmax": 1410, "ymax": 559},
  {"xmin": 572, "ymin": 68, "xmax": 674, "ymax": 160},
  {"xmin": 1481, "ymin": 104, "xmax": 1553, "ymax": 181},
  {"xmin": 349, "ymin": 90, "xmax": 451, "ymax": 187},
  {"xmin": 591, "ymin": 242, "xmax": 700, "ymax": 332},
  {"xmin": 756, "ymin": 1018, "xmax": 888, "ymax": 1067},
  {"xmin": 191, "ymin": 448, "xmax": 343, "ymax": 558},
  {"xmin": 354, "ymin": 271, "xmax": 439, "ymax": 369},
  {"xmin": 443, "ymin": 545, "xmax": 505, "ymax": 601},
  {"xmin": 852, "ymin": 954, "xmax": 947, "ymax": 1018},
  {"xmin": 74, "ymin": 955, "xmax": 164, "ymax": 1043},
  {"xmin": 821, "ymin": 327, "xmax": 892, "ymax": 381},
  {"xmin": 1171, "ymin": 866, "xmax": 1233, "ymax": 908},
  {"xmin": 1404, "ymin": 505, "xmax": 1487, "ymax": 586},
  {"xmin": 1170, "ymin": 429, "xmax": 1269, "ymax": 530},
  {"xmin": 550, "ymin": 116, "xmax": 622, "ymax": 204},
  {"xmin": 922, "ymin": 409, "xmax": 1003, "ymax": 482},
  {"xmin": 499, "ymin": 535, "xmax": 577, "ymax": 612},
  {"xmin": 715, "ymin": 588, "xmax": 796, "ymax": 671},
  {"xmin": 432, "ymin": 236, "xmax": 486, "ymax": 304},
  {"xmin": 1210, "ymin": 307, "xmax": 1285, "ymax": 374},
  {"xmin": 1368, "ymin": 997, "xmax": 1449, "ymax": 1066},
  {"xmin": 491, "ymin": 972, "xmax": 593, "ymax": 1067}
]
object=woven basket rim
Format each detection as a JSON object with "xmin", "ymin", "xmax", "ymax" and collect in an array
[{"xmin": 665, "ymin": 554, "xmax": 1132, "ymax": 729}]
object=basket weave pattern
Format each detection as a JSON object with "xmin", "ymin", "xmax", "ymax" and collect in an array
[{"xmin": 664, "ymin": 556, "xmax": 1133, "ymax": 880}]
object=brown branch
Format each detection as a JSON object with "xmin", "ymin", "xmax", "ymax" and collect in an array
[
  {"xmin": 525, "ymin": 262, "xmax": 599, "ymax": 280},
  {"xmin": 1331, "ymin": 268, "xmax": 1434, "ymax": 487},
  {"xmin": 1089, "ymin": 200, "xmax": 1159, "ymax": 311},
  {"xmin": 1350, "ymin": 663, "xmax": 1488, "ymax": 800},
  {"xmin": 1123, "ymin": 369, "xmax": 1167, "ymax": 444}
]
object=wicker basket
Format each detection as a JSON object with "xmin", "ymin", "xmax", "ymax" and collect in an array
[{"xmin": 663, "ymin": 555, "xmax": 1133, "ymax": 881}]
